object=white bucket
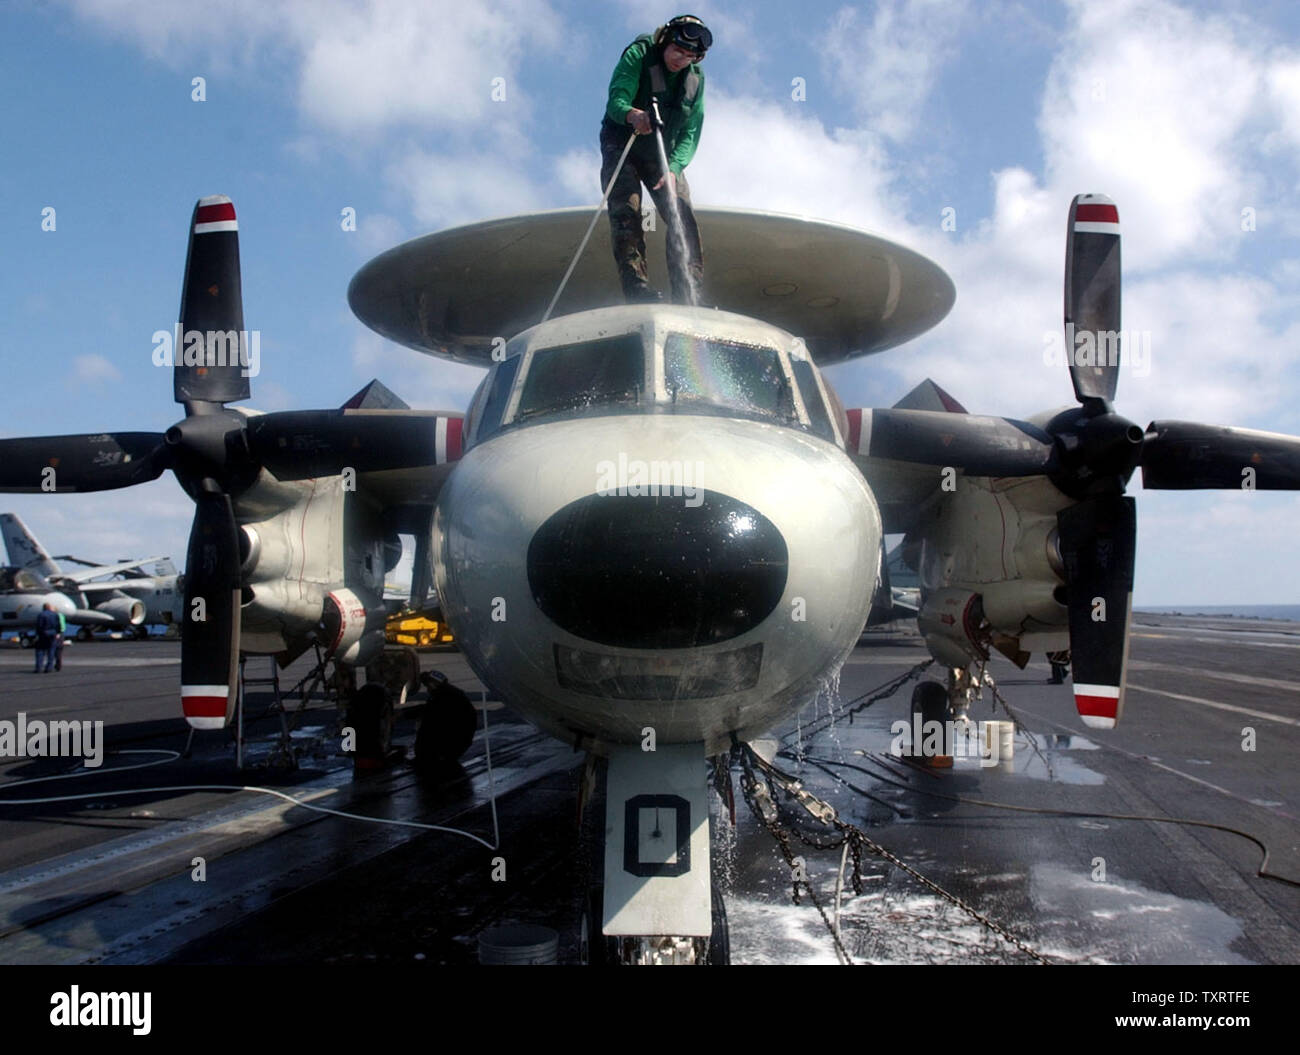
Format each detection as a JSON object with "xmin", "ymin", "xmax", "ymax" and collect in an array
[
  {"xmin": 981, "ymin": 720, "xmax": 1016, "ymax": 763},
  {"xmin": 478, "ymin": 924, "xmax": 559, "ymax": 965}
]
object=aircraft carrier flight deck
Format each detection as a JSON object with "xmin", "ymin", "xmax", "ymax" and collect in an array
[{"xmin": 1, "ymin": 613, "xmax": 1297, "ymax": 966}]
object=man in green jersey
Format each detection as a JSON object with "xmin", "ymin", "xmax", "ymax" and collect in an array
[{"xmin": 600, "ymin": 15, "xmax": 710, "ymax": 304}]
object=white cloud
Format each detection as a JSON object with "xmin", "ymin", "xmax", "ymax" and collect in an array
[
  {"xmin": 1038, "ymin": 0, "xmax": 1269, "ymax": 270},
  {"xmin": 387, "ymin": 140, "xmax": 546, "ymax": 229},
  {"xmin": 823, "ymin": 0, "xmax": 971, "ymax": 143},
  {"xmin": 689, "ymin": 93, "xmax": 904, "ymax": 238},
  {"xmin": 67, "ymin": 0, "xmax": 563, "ymax": 135},
  {"xmin": 71, "ymin": 354, "xmax": 123, "ymax": 384}
]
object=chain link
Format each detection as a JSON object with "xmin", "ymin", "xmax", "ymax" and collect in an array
[{"xmin": 735, "ymin": 725, "xmax": 1053, "ymax": 966}]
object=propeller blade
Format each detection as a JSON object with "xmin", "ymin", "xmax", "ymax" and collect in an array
[
  {"xmin": 847, "ymin": 408, "xmax": 1057, "ymax": 476},
  {"xmin": 174, "ymin": 195, "xmax": 251, "ymax": 408},
  {"xmin": 0, "ymin": 433, "xmax": 167, "ymax": 492},
  {"xmin": 1064, "ymin": 193, "xmax": 1121, "ymax": 405},
  {"xmin": 1056, "ymin": 496, "xmax": 1136, "ymax": 729},
  {"xmin": 245, "ymin": 411, "xmax": 464, "ymax": 479},
  {"xmin": 180, "ymin": 490, "xmax": 241, "ymax": 729},
  {"xmin": 1141, "ymin": 421, "xmax": 1300, "ymax": 490}
]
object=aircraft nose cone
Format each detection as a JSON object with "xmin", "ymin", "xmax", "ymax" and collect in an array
[{"xmin": 527, "ymin": 491, "xmax": 788, "ymax": 649}]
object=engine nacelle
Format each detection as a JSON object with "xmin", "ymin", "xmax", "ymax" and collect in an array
[
  {"xmin": 94, "ymin": 596, "xmax": 146, "ymax": 626},
  {"xmin": 321, "ymin": 587, "xmax": 387, "ymax": 666},
  {"xmin": 916, "ymin": 587, "xmax": 987, "ymax": 668}
]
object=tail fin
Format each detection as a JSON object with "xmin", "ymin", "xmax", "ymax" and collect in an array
[
  {"xmin": 0, "ymin": 513, "xmax": 60, "ymax": 577},
  {"xmin": 891, "ymin": 378, "xmax": 968, "ymax": 413}
]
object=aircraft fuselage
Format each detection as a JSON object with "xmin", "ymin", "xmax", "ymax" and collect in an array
[{"xmin": 432, "ymin": 305, "xmax": 881, "ymax": 754}]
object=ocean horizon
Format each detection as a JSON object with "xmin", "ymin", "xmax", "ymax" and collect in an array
[{"xmin": 1135, "ymin": 604, "xmax": 1300, "ymax": 623}]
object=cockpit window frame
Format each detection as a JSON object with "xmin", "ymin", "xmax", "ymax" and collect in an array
[
  {"xmin": 501, "ymin": 323, "xmax": 655, "ymax": 429},
  {"xmin": 788, "ymin": 339, "xmax": 842, "ymax": 445},
  {"xmin": 657, "ymin": 330, "xmax": 804, "ymax": 427},
  {"xmin": 471, "ymin": 316, "xmax": 844, "ymax": 447}
]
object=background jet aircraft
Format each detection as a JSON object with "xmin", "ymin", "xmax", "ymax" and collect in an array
[
  {"xmin": 0, "ymin": 512, "xmax": 160, "ymax": 636},
  {"xmin": 2, "ymin": 193, "xmax": 1298, "ymax": 962},
  {"xmin": 50, "ymin": 554, "xmax": 184, "ymax": 633},
  {"xmin": 0, "ymin": 564, "xmax": 132, "ymax": 639}
]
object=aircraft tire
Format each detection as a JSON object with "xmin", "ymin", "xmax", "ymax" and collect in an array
[
  {"xmin": 580, "ymin": 884, "xmax": 612, "ymax": 966},
  {"xmin": 911, "ymin": 680, "xmax": 954, "ymax": 761},
  {"xmin": 707, "ymin": 884, "xmax": 730, "ymax": 965},
  {"xmin": 911, "ymin": 679, "xmax": 952, "ymax": 725},
  {"xmin": 76, "ymin": 627, "xmax": 93, "ymax": 642},
  {"xmin": 413, "ymin": 673, "xmax": 476, "ymax": 769},
  {"xmin": 346, "ymin": 682, "xmax": 393, "ymax": 769}
]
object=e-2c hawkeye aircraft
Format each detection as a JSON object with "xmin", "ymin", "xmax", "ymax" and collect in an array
[{"xmin": 1, "ymin": 193, "xmax": 1297, "ymax": 962}]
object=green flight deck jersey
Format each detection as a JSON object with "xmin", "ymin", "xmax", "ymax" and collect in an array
[{"xmin": 603, "ymin": 34, "xmax": 705, "ymax": 175}]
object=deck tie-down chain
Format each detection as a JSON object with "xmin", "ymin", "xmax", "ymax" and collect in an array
[{"xmin": 735, "ymin": 716, "xmax": 1052, "ymax": 965}]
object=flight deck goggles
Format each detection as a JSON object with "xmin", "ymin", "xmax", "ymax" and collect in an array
[{"xmin": 667, "ymin": 20, "xmax": 712, "ymax": 55}]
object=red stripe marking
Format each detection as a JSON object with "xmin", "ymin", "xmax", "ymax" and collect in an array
[
  {"xmin": 1074, "ymin": 691, "xmax": 1119, "ymax": 719},
  {"xmin": 846, "ymin": 408, "xmax": 862, "ymax": 452},
  {"xmin": 196, "ymin": 202, "xmax": 237, "ymax": 225},
  {"xmin": 446, "ymin": 417, "xmax": 464, "ymax": 460},
  {"xmin": 932, "ymin": 381, "xmax": 968, "ymax": 414},
  {"xmin": 182, "ymin": 693, "xmax": 227, "ymax": 718},
  {"xmin": 1075, "ymin": 202, "xmax": 1118, "ymax": 224}
]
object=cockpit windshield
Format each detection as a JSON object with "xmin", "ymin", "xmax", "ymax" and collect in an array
[
  {"xmin": 514, "ymin": 334, "xmax": 644, "ymax": 423},
  {"xmin": 473, "ymin": 323, "xmax": 839, "ymax": 447},
  {"xmin": 0, "ymin": 567, "xmax": 50, "ymax": 592},
  {"xmin": 663, "ymin": 334, "xmax": 796, "ymax": 425}
]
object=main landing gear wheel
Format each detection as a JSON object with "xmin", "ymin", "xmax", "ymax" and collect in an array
[
  {"xmin": 911, "ymin": 680, "xmax": 954, "ymax": 764},
  {"xmin": 580, "ymin": 884, "xmax": 616, "ymax": 966},
  {"xmin": 76, "ymin": 627, "xmax": 93, "ymax": 642},
  {"xmin": 346, "ymin": 682, "xmax": 393, "ymax": 772},
  {"xmin": 413, "ymin": 671, "xmax": 476, "ymax": 772},
  {"xmin": 706, "ymin": 883, "xmax": 730, "ymax": 965}
]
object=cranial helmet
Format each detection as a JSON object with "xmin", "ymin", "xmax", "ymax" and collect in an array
[{"xmin": 655, "ymin": 14, "xmax": 712, "ymax": 56}]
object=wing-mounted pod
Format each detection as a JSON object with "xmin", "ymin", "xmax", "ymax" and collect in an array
[{"xmin": 915, "ymin": 588, "xmax": 989, "ymax": 668}]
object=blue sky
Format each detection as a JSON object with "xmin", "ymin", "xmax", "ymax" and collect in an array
[{"xmin": 2, "ymin": 0, "xmax": 1300, "ymax": 604}]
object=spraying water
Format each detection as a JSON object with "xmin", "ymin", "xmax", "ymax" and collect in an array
[{"xmin": 650, "ymin": 101, "xmax": 700, "ymax": 307}]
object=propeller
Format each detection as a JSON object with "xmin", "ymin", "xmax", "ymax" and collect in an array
[
  {"xmin": 0, "ymin": 196, "xmax": 464, "ymax": 729},
  {"xmin": 851, "ymin": 193, "xmax": 1300, "ymax": 728}
]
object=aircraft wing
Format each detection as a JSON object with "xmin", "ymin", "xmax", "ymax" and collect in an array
[
  {"xmin": 843, "ymin": 379, "xmax": 979, "ymax": 534},
  {"xmin": 59, "ymin": 558, "xmax": 168, "ymax": 583},
  {"xmin": 77, "ymin": 577, "xmax": 160, "ymax": 592}
]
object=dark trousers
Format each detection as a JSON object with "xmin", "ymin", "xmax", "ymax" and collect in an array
[
  {"xmin": 599, "ymin": 123, "xmax": 703, "ymax": 304},
  {"xmin": 34, "ymin": 640, "xmax": 53, "ymax": 672}
]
